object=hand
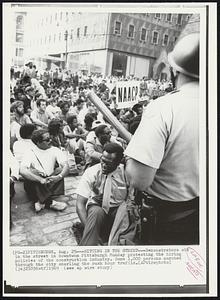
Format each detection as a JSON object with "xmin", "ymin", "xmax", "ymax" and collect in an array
[
  {"xmin": 40, "ymin": 178, "xmax": 47, "ymax": 185},
  {"xmin": 45, "ymin": 175, "xmax": 61, "ymax": 184},
  {"xmin": 127, "ymin": 203, "xmax": 140, "ymax": 223}
]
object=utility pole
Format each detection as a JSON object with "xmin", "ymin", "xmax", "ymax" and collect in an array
[{"xmin": 64, "ymin": 30, "xmax": 68, "ymax": 68}]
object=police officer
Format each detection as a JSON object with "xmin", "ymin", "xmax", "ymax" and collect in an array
[{"xmin": 124, "ymin": 31, "xmax": 200, "ymax": 245}]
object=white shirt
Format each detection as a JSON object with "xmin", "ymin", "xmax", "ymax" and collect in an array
[
  {"xmin": 20, "ymin": 146, "xmax": 67, "ymax": 177},
  {"xmin": 13, "ymin": 139, "xmax": 36, "ymax": 164},
  {"xmin": 125, "ymin": 81, "xmax": 199, "ymax": 202},
  {"xmin": 76, "ymin": 163, "xmax": 129, "ymax": 208},
  {"xmin": 10, "ymin": 151, "xmax": 19, "ymax": 180},
  {"xmin": 45, "ymin": 105, "xmax": 61, "ymax": 119},
  {"xmin": 10, "ymin": 121, "xmax": 21, "ymax": 140}
]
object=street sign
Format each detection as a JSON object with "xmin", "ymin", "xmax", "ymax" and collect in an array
[{"xmin": 116, "ymin": 81, "xmax": 140, "ymax": 109}]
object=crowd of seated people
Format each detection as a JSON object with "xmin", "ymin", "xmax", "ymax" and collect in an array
[{"xmin": 10, "ymin": 64, "xmax": 174, "ymax": 244}]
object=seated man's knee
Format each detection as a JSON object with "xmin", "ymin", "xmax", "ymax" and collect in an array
[{"xmin": 87, "ymin": 205, "xmax": 105, "ymax": 220}]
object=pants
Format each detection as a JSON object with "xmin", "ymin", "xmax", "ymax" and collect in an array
[
  {"xmin": 141, "ymin": 196, "xmax": 199, "ymax": 245},
  {"xmin": 79, "ymin": 204, "xmax": 118, "ymax": 246},
  {"xmin": 23, "ymin": 169, "xmax": 64, "ymax": 206},
  {"xmin": 154, "ymin": 209, "xmax": 199, "ymax": 245}
]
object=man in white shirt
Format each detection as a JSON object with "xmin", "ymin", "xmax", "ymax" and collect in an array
[
  {"xmin": 20, "ymin": 129, "xmax": 69, "ymax": 212},
  {"xmin": 13, "ymin": 124, "xmax": 36, "ymax": 165},
  {"xmin": 45, "ymin": 98, "xmax": 61, "ymax": 120},
  {"xmin": 31, "ymin": 99, "xmax": 49, "ymax": 129}
]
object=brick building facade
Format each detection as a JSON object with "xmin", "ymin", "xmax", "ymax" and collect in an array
[{"xmin": 25, "ymin": 12, "xmax": 191, "ymax": 79}]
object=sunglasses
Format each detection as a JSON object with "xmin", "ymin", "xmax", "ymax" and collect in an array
[{"xmin": 42, "ymin": 137, "xmax": 51, "ymax": 142}]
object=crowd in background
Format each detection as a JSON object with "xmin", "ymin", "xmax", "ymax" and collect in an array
[{"xmin": 9, "ymin": 62, "xmax": 174, "ymax": 215}]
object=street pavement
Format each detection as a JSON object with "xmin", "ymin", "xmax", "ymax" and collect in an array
[{"xmin": 10, "ymin": 175, "xmax": 82, "ymax": 246}]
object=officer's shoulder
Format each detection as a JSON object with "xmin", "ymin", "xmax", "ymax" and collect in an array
[{"xmin": 152, "ymin": 89, "xmax": 180, "ymax": 104}]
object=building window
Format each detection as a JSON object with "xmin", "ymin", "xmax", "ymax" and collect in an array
[
  {"xmin": 162, "ymin": 34, "xmax": 169, "ymax": 46},
  {"xmin": 155, "ymin": 13, "xmax": 161, "ymax": 19},
  {"xmin": 54, "ymin": 34, "xmax": 56, "ymax": 42},
  {"xmin": 66, "ymin": 12, "xmax": 69, "ymax": 22},
  {"xmin": 45, "ymin": 36, "xmax": 47, "ymax": 43},
  {"xmin": 128, "ymin": 24, "xmax": 134, "ymax": 38},
  {"xmin": 140, "ymin": 27, "xmax": 147, "ymax": 41},
  {"xmin": 60, "ymin": 12, "xmax": 62, "ymax": 20},
  {"xmin": 49, "ymin": 35, "xmax": 51, "ymax": 43},
  {"xmin": 166, "ymin": 14, "xmax": 172, "ymax": 22},
  {"xmin": 50, "ymin": 15, "xmax": 52, "ymax": 23},
  {"xmin": 77, "ymin": 27, "xmax": 80, "ymax": 38},
  {"xmin": 177, "ymin": 14, "xmax": 182, "ymax": 25},
  {"xmin": 16, "ymin": 15, "xmax": 24, "ymax": 30},
  {"xmin": 59, "ymin": 32, "xmax": 61, "ymax": 41},
  {"xmin": 152, "ymin": 31, "xmax": 159, "ymax": 44},
  {"xmin": 114, "ymin": 21, "xmax": 121, "ymax": 35},
  {"xmin": 16, "ymin": 33, "xmax": 24, "ymax": 43},
  {"xmin": 84, "ymin": 26, "xmax": 87, "ymax": 36},
  {"xmin": 15, "ymin": 48, "xmax": 23, "ymax": 57},
  {"xmin": 55, "ymin": 13, "xmax": 57, "ymax": 21}
]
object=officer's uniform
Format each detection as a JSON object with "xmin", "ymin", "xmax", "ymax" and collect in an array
[{"xmin": 125, "ymin": 30, "xmax": 200, "ymax": 245}]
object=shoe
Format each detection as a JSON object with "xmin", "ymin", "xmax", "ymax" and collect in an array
[
  {"xmin": 35, "ymin": 201, "xmax": 45, "ymax": 212},
  {"xmin": 50, "ymin": 200, "xmax": 67, "ymax": 211}
]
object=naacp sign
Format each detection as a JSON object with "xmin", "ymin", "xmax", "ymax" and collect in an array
[{"xmin": 116, "ymin": 81, "xmax": 140, "ymax": 109}]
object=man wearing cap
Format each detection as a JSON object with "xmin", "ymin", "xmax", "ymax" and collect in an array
[{"xmin": 125, "ymin": 28, "xmax": 200, "ymax": 245}]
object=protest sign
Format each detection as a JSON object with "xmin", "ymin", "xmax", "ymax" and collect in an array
[{"xmin": 116, "ymin": 81, "xmax": 140, "ymax": 109}]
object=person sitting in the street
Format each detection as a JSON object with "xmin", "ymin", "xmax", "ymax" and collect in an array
[
  {"xmin": 69, "ymin": 98, "xmax": 84, "ymax": 116},
  {"xmin": 84, "ymin": 113, "xmax": 97, "ymax": 132},
  {"xmin": 24, "ymin": 86, "xmax": 35, "ymax": 112},
  {"xmin": 48, "ymin": 119, "xmax": 66, "ymax": 149},
  {"xmin": 58, "ymin": 102, "xmax": 73, "ymax": 125},
  {"xmin": 10, "ymin": 101, "xmax": 32, "ymax": 149},
  {"xmin": 30, "ymin": 98, "xmax": 49, "ymax": 129},
  {"xmin": 10, "ymin": 150, "xmax": 20, "ymax": 229},
  {"xmin": 19, "ymin": 129, "xmax": 69, "ymax": 212},
  {"xmin": 63, "ymin": 115, "xmax": 87, "ymax": 156},
  {"xmin": 129, "ymin": 103, "xmax": 144, "ymax": 134},
  {"xmin": 10, "ymin": 101, "xmax": 32, "ymax": 127},
  {"xmin": 45, "ymin": 97, "xmax": 61, "ymax": 120},
  {"xmin": 13, "ymin": 123, "xmax": 36, "ymax": 166},
  {"xmin": 85, "ymin": 124, "xmax": 120, "ymax": 168},
  {"xmin": 76, "ymin": 143, "xmax": 130, "ymax": 246}
]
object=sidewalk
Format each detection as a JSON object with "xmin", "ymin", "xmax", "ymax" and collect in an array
[{"xmin": 10, "ymin": 175, "xmax": 81, "ymax": 246}]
